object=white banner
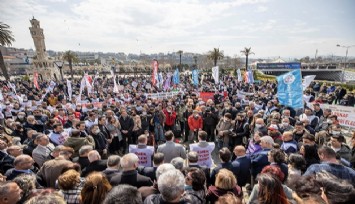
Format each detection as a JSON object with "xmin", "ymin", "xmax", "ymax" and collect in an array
[
  {"xmin": 67, "ymin": 79, "xmax": 72, "ymax": 101},
  {"xmin": 212, "ymin": 66, "xmax": 219, "ymax": 84},
  {"xmin": 319, "ymin": 103, "xmax": 355, "ymax": 128},
  {"xmin": 302, "ymin": 75, "xmax": 316, "ymax": 91},
  {"xmin": 236, "ymin": 90, "xmax": 254, "ymax": 99},
  {"xmin": 237, "ymin": 69, "xmax": 242, "ymax": 82},
  {"xmin": 144, "ymin": 92, "xmax": 180, "ymax": 99}
]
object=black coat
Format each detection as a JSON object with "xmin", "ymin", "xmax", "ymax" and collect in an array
[
  {"xmin": 110, "ymin": 170, "xmax": 153, "ymax": 188},
  {"xmin": 81, "ymin": 160, "xmax": 107, "ymax": 177},
  {"xmin": 137, "ymin": 166, "xmax": 157, "ymax": 182},
  {"xmin": 234, "ymin": 156, "xmax": 251, "ymax": 187},
  {"xmin": 210, "ymin": 162, "xmax": 240, "ymax": 186},
  {"xmin": 189, "ymin": 164, "xmax": 211, "ymax": 186}
]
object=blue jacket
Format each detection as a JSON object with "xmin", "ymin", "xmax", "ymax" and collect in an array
[
  {"xmin": 281, "ymin": 140, "xmax": 298, "ymax": 154},
  {"xmin": 251, "ymin": 148, "xmax": 271, "ymax": 178},
  {"xmin": 304, "ymin": 162, "xmax": 355, "ymax": 184},
  {"xmin": 234, "ymin": 156, "xmax": 251, "ymax": 186}
]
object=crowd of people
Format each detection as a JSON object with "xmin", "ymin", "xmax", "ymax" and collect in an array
[{"xmin": 0, "ymin": 73, "xmax": 355, "ymax": 204}]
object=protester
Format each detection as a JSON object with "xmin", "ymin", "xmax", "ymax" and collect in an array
[{"xmin": 1, "ymin": 71, "xmax": 355, "ymax": 204}]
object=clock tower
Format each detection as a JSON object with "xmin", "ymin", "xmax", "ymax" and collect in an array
[
  {"xmin": 29, "ymin": 17, "xmax": 58, "ymax": 79},
  {"xmin": 29, "ymin": 17, "xmax": 47, "ymax": 62}
]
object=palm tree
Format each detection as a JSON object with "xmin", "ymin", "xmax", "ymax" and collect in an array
[
  {"xmin": 208, "ymin": 48, "xmax": 224, "ymax": 66},
  {"xmin": 240, "ymin": 47, "xmax": 255, "ymax": 70},
  {"xmin": 177, "ymin": 50, "xmax": 183, "ymax": 71},
  {"xmin": 63, "ymin": 50, "xmax": 78, "ymax": 80},
  {"xmin": 0, "ymin": 22, "xmax": 15, "ymax": 80}
]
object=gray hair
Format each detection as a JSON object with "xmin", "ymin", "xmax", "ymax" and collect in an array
[
  {"xmin": 88, "ymin": 150, "xmax": 101, "ymax": 163},
  {"xmin": 103, "ymin": 184, "xmax": 142, "ymax": 204},
  {"xmin": 260, "ymin": 136, "xmax": 274, "ymax": 145},
  {"xmin": 158, "ymin": 169, "xmax": 185, "ymax": 202},
  {"xmin": 120, "ymin": 153, "xmax": 139, "ymax": 169},
  {"xmin": 78, "ymin": 145, "xmax": 93, "ymax": 156},
  {"xmin": 107, "ymin": 155, "xmax": 121, "ymax": 168},
  {"xmin": 156, "ymin": 163, "xmax": 175, "ymax": 179},
  {"xmin": 170, "ymin": 157, "xmax": 185, "ymax": 171}
]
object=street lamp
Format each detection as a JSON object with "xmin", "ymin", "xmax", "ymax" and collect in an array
[
  {"xmin": 336, "ymin": 44, "xmax": 355, "ymax": 82},
  {"xmin": 177, "ymin": 50, "xmax": 183, "ymax": 72},
  {"xmin": 54, "ymin": 60, "xmax": 64, "ymax": 80},
  {"xmin": 336, "ymin": 44, "xmax": 355, "ymax": 68}
]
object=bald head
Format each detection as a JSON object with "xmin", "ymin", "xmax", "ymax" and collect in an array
[
  {"xmin": 233, "ymin": 145, "xmax": 246, "ymax": 157},
  {"xmin": 255, "ymin": 118, "xmax": 265, "ymax": 126},
  {"xmin": 88, "ymin": 150, "xmax": 101, "ymax": 163}
]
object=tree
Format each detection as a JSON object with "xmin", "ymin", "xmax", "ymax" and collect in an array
[
  {"xmin": 208, "ymin": 48, "xmax": 224, "ymax": 66},
  {"xmin": 240, "ymin": 47, "xmax": 254, "ymax": 70},
  {"xmin": 63, "ymin": 50, "xmax": 78, "ymax": 80},
  {"xmin": 177, "ymin": 50, "xmax": 183, "ymax": 71},
  {"xmin": 0, "ymin": 22, "xmax": 15, "ymax": 80}
]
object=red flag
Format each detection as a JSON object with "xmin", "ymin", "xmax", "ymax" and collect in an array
[
  {"xmin": 152, "ymin": 60, "xmax": 158, "ymax": 86},
  {"xmin": 34, "ymin": 72, "xmax": 39, "ymax": 90}
]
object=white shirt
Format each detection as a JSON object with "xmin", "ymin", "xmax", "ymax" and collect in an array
[
  {"xmin": 129, "ymin": 144, "xmax": 154, "ymax": 167},
  {"xmin": 189, "ymin": 141, "xmax": 215, "ymax": 168}
]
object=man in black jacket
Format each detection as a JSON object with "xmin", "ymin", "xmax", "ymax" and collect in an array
[
  {"xmin": 231, "ymin": 112, "xmax": 250, "ymax": 148},
  {"xmin": 118, "ymin": 109, "xmax": 134, "ymax": 154},
  {"xmin": 202, "ymin": 108, "xmax": 218, "ymax": 142},
  {"xmin": 137, "ymin": 152, "xmax": 164, "ymax": 182},
  {"xmin": 187, "ymin": 151, "xmax": 211, "ymax": 186},
  {"xmin": 110, "ymin": 153, "xmax": 153, "ymax": 188},
  {"xmin": 81, "ymin": 150, "xmax": 107, "ymax": 177},
  {"xmin": 210, "ymin": 147, "xmax": 240, "ymax": 185}
]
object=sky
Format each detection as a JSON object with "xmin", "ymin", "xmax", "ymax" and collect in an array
[{"xmin": 1, "ymin": 0, "xmax": 355, "ymax": 58}]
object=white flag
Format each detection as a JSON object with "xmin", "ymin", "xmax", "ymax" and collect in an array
[
  {"xmin": 7, "ymin": 82, "xmax": 16, "ymax": 94},
  {"xmin": 67, "ymin": 79, "xmax": 72, "ymax": 101},
  {"xmin": 212, "ymin": 66, "xmax": 219, "ymax": 84},
  {"xmin": 0, "ymin": 90, "xmax": 3, "ymax": 101},
  {"xmin": 78, "ymin": 76, "xmax": 86, "ymax": 102},
  {"xmin": 302, "ymin": 75, "xmax": 316, "ymax": 90},
  {"xmin": 237, "ymin": 69, "xmax": 242, "ymax": 82},
  {"xmin": 113, "ymin": 76, "xmax": 119, "ymax": 93}
]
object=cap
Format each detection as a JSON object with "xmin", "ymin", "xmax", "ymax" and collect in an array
[{"xmin": 268, "ymin": 124, "xmax": 279, "ymax": 131}]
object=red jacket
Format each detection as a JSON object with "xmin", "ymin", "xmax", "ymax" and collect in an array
[
  {"xmin": 188, "ymin": 115, "xmax": 203, "ymax": 130},
  {"xmin": 163, "ymin": 110, "xmax": 177, "ymax": 126}
]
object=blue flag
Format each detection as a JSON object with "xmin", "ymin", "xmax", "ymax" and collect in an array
[
  {"xmin": 192, "ymin": 69, "xmax": 199, "ymax": 86},
  {"xmin": 277, "ymin": 69, "xmax": 303, "ymax": 109},
  {"xmin": 173, "ymin": 69, "xmax": 180, "ymax": 84}
]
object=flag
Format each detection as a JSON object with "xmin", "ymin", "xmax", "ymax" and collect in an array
[
  {"xmin": 277, "ymin": 69, "xmax": 303, "ymax": 109},
  {"xmin": 248, "ymin": 69, "xmax": 254, "ymax": 84},
  {"xmin": 84, "ymin": 73, "xmax": 93, "ymax": 94},
  {"xmin": 173, "ymin": 69, "xmax": 180, "ymax": 84},
  {"xmin": 192, "ymin": 69, "xmax": 199, "ymax": 86},
  {"xmin": 67, "ymin": 79, "xmax": 72, "ymax": 101},
  {"xmin": 152, "ymin": 60, "xmax": 158, "ymax": 86},
  {"xmin": 7, "ymin": 82, "xmax": 16, "ymax": 94},
  {"xmin": 200, "ymin": 74, "xmax": 205, "ymax": 84},
  {"xmin": 302, "ymin": 75, "xmax": 316, "ymax": 91},
  {"xmin": 212, "ymin": 66, "xmax": 219, "ymax": 84},
  {"xmin": 164, "ymin": 73, "xmax": 172, "ymax": 91},
  {"xmin": 78, "ymin": 76, "xmax": 86, "ymax": 102},
  {"xmin": 237, "ymin": 69, "xmax": 242, "ymax": 82},
  {"xmin": 113, "ymin": 76, "xmax": 119, "ymax": 93},
  {"xmin": 33, "ymin": 72, "xmax": 39, "ymax": 90},
  {"xmin": 158, "ymin": 72, "xmax": 163, "ymax": 88}
]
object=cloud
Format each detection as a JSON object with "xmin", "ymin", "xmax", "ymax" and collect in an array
[
  {"xmin": 1, "ymin": 0, "xmax": 354, "ymax": 58},
  {"xmin": 256, "ymin": 6, "xmax": 268, "ymax": 12}
]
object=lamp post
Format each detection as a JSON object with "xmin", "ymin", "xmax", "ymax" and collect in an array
[
  {"xmin": 336, "ymin": 44, "xmax": 355, "ymax": 68},
  {"xmin": 177, "ymin": 50, "xmax": 183, "ymax": 72},
  {"xmin": 336, "ymin": 44, "xmax": 355, "ymax": 82},
  {"xmin": 54, "ymin": 61, "xmax": 64, "ymax": 80}
]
